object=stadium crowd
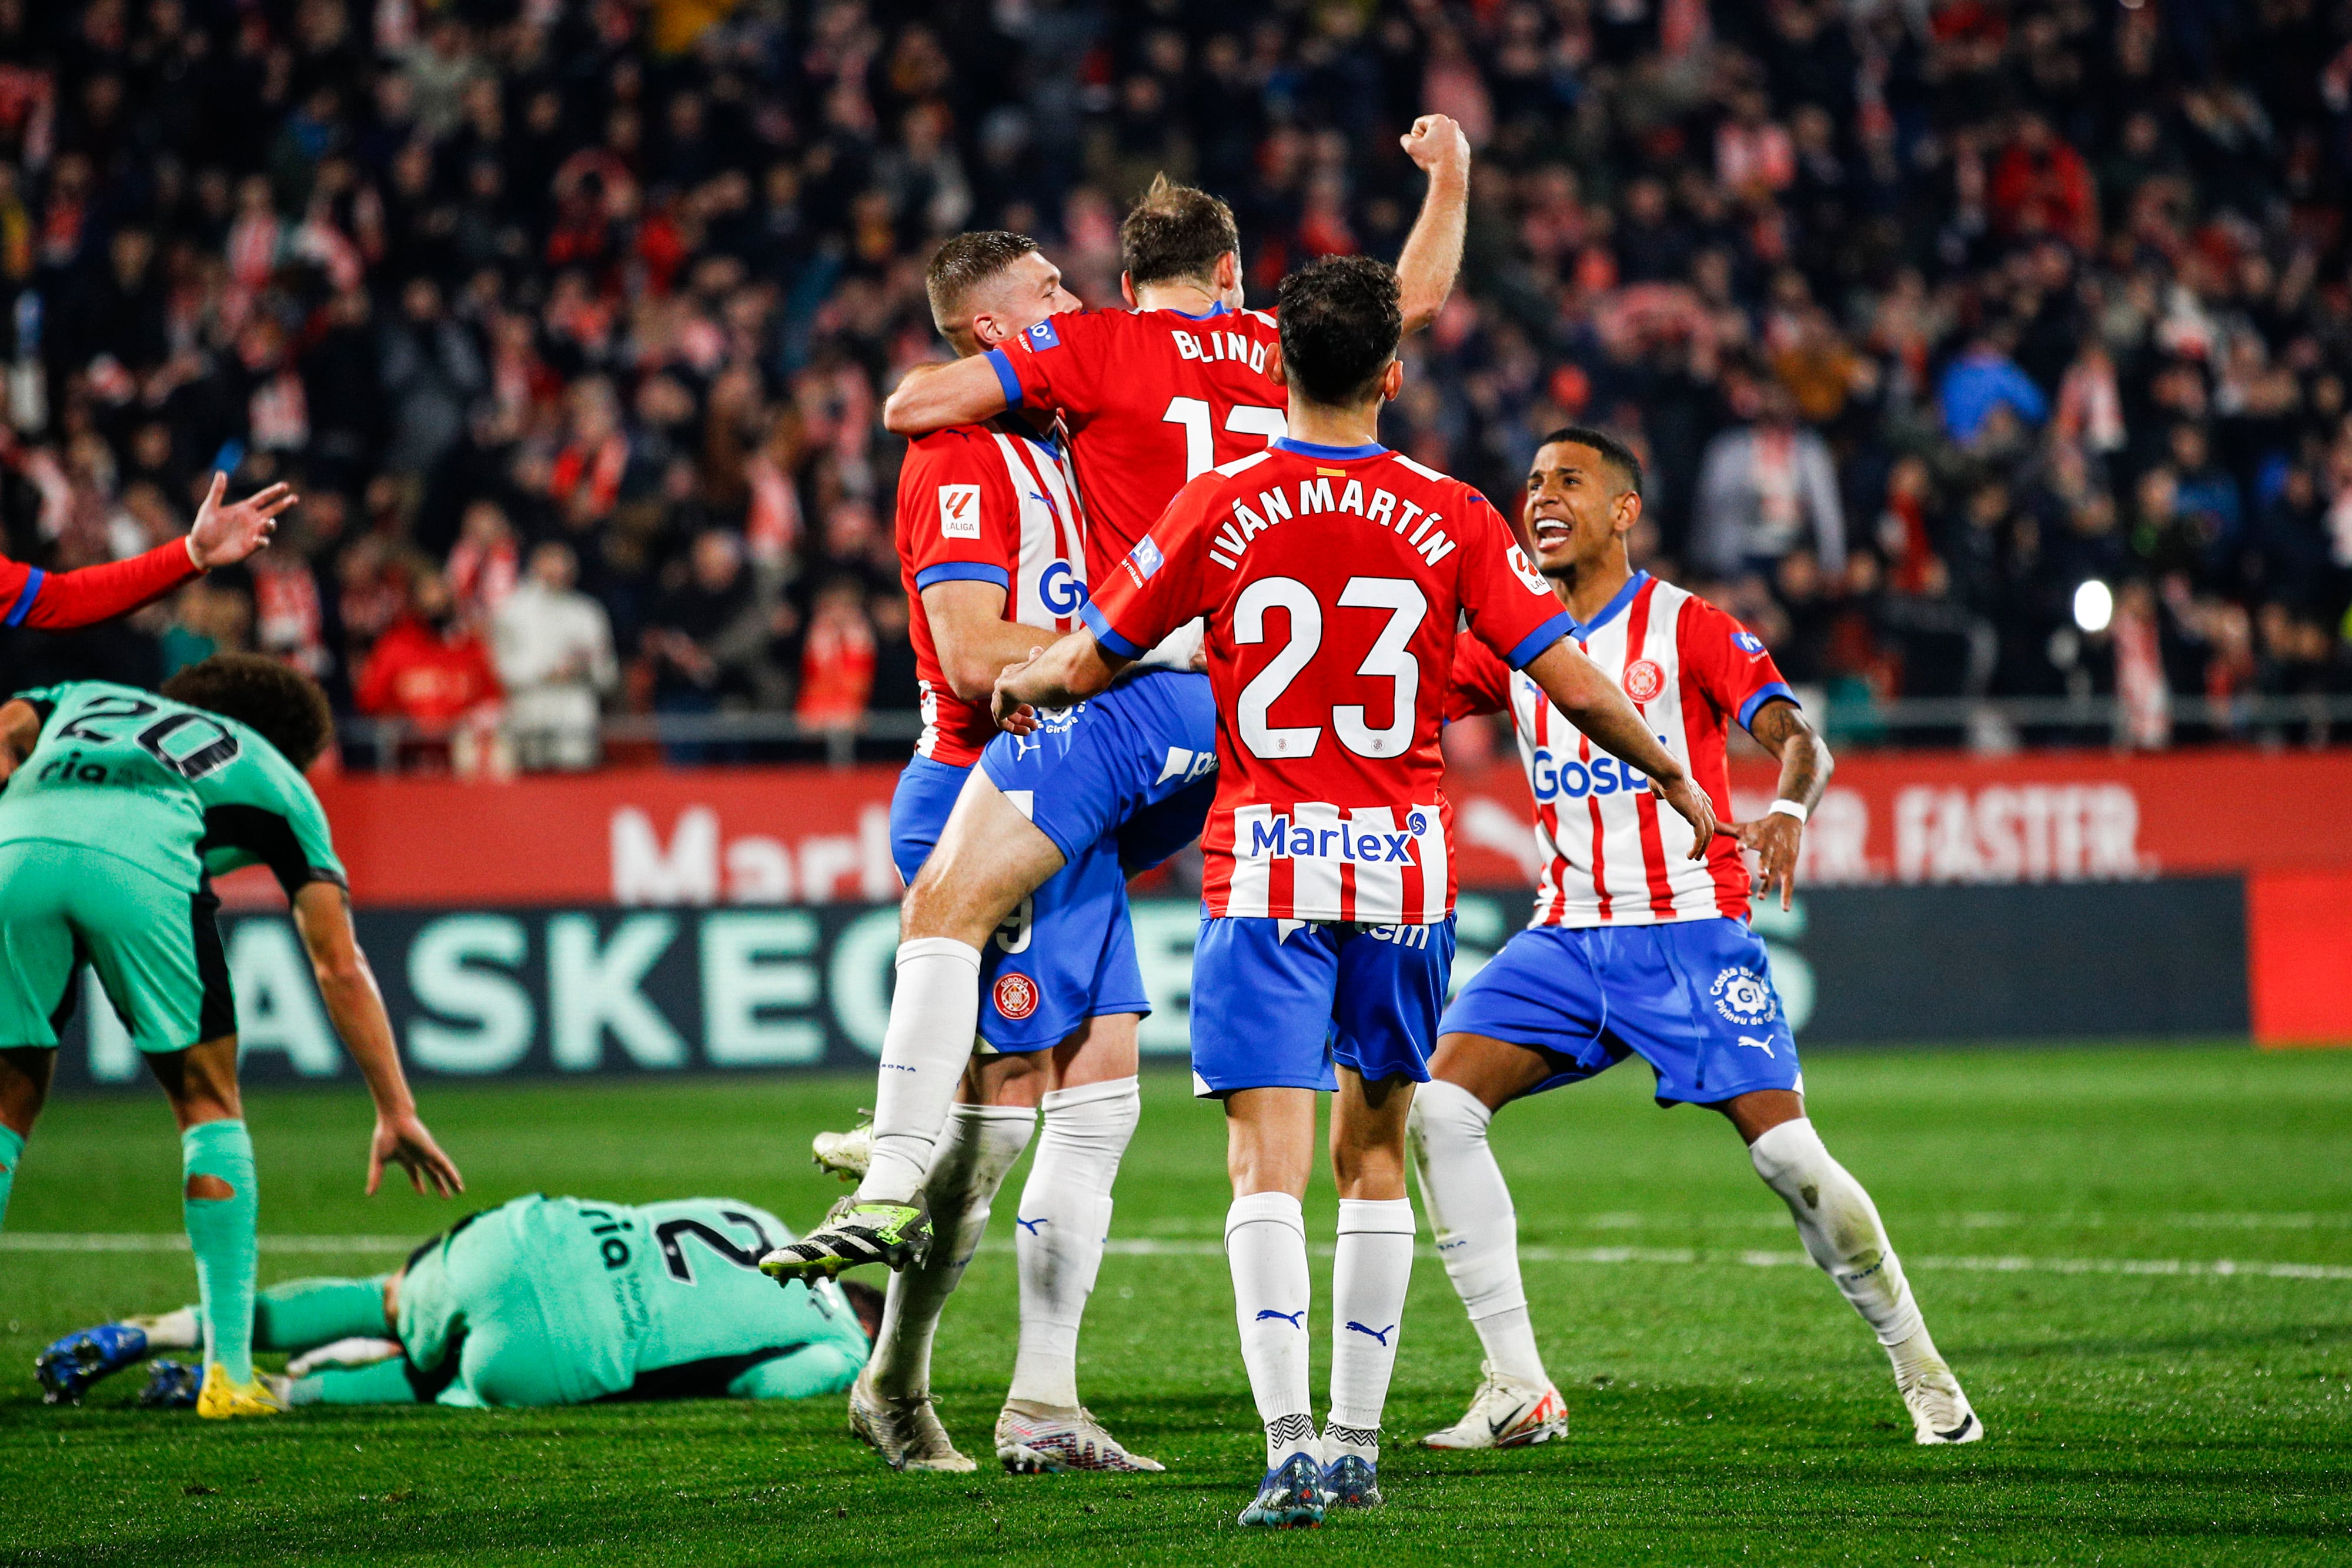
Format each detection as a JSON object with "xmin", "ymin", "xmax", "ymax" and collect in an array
[{"xmin": 1, "ymin": 0, "xmax": 2350, "ymax": 770}]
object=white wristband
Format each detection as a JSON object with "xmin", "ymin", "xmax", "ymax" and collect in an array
[{"xmin": 1767, "ymin": 798, "xmax": 1808, "ymax": 825}]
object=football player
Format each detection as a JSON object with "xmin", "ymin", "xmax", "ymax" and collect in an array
[
  {"xmin": 991, "ymin": 258, "xmax": 1713, "ymax": 1525},
  {"xmin": 769, "ymin": 121, "xmax": 1470, "ymax": 1325},
  {"xmin": 1414, "ymin": 428, "xmax": 1981, "ymax": 1449},
  {"xmin": 0, "ymin": 655, "xmax": 463, "ymax": 1418},
  {"xmin": 36, "ymin": 1194, "xmax": 875, "ymax": 1410}
]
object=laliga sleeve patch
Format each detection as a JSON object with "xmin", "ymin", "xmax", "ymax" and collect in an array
[
  {"xmin": 993, "ymin": 971, "xmax": 1040, "ymax": 1021},
  {"xmin": 1508, "ymin": 543, "xmax": 1548, "ymax": 594},
  {"xmin": 938, "ymin": 484, "xmax": 982, "ymax": 539},
  {"xmin": 1623, "ymin": 658, "xmax": 1665, "ymax": 702}
]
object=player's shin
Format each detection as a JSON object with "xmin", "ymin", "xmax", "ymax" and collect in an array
[
  {"xmin": 858, "ymin": 939, "xmax": 985, "ymax": 1202},
  {"xmin": 1226, "ymin": 1191, "xmax": 1315, "ymax": 1470},
  {"xmin": 1409, "ymin": 1081, "xmax": 1549, "ymax": 1386},
  {"xmin": 0, "ymin": 1125, "xmax": 22, "ymax": 1231},
  {"xmin": 1008, "ymin": 1075, "xmax": 1139, "ymax": 1409},
  {"xmin": 181, "ymin": 1119, "xmax": 260, "ymax": 1383},
  {"xmin": 1748, "ymin": 1118, "xmax": 1929, "ymax": 1351},
  {"xmin": 1327, "ymin": 1198, "xmax": 1415, "ymax": 1462},
  {"xmin": 253, "ymin": 1276, "xmax": 394, "ymax": 1351},
  {"xmin": 870, "ymin": 1102, "xmax": 1035, "ymax": 1399}
]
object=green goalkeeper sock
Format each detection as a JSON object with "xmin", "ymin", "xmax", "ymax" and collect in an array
[
  {"xmin": 253, "ymin": 1276, "xmax": 393, "ymax": 1352},
  {"xmin": 181, "ymin": 1119, "xmax": 259, "ymax": 1382},
  {"xmin": 293, "ymin": 1358, "xmax": 419, "ymax": 1406},
  {"xmin": 0, "ymin": 1125, "xmax": 22, "ymax": 1232}
]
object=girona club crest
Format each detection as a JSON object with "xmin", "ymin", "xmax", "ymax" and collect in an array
[
  {"xmin": 1622, "ymin": 658, "xmax": 1665, "ymax": 702},
  {"xmin": 993, "ymin": 972, "xmax": 1040, "ymax": 1021}
]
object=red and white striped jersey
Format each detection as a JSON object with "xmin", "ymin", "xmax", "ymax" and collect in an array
[
  {"xmin": 1087, "ymin": 437, "xmax": 1571, "ymax": 925},
  {"xmin": 986, "ymin": 303, "xmax": 1287, "ymax": 573},
  {"xmin": 1449, "ymin": 571, "xmax": 1797, "ymax": 928},
  {"xmin": 897, "ymin": 417, "xmax": 1088, "ymax": 766}
]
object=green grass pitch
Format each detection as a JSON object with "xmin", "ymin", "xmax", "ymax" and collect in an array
[{"xmin": 2, "ymin": 1044, "xmax": 2349, "ymax": 1566}]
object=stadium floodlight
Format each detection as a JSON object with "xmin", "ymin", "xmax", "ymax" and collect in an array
[{"xmin": 2073, "ymin": 580, "xmax": 2114, "ymax": 634}]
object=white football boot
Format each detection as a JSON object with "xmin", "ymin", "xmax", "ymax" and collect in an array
[
  {"xmin": 812, "ymin": 1116, "xmax": 874, "ymax": 1181},
  {"xmin": 995, "ymin": 1401, "xmax": 1165, "ymax": 1473},
  {"xmin": 848, "ymin": 1368, "xmax": 977, "ymax": 1473},
  {"xmin": 1421, "ymin": 1362, "xmax": 1569, "ymax": 1450},
  {"xmin": 1899, "ymin": 1359, "xmax": 1984, "ymax": 1445}
]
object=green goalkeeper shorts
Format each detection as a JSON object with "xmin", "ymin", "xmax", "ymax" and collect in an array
[{"xmin": 0, "ymin": 841, "xmax": 233, "ymax": 1054}]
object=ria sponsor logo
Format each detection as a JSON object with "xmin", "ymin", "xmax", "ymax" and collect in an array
[
  {"xmin": 1242, "ymin": 813, "xmax": 1424, "ymax": 865},
  {"xmin": 1528, "ymin": 746, "xmax": 1665, "ymax": 803}
]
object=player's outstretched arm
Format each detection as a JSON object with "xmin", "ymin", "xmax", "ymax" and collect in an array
[
  {"xmin": 1395, "ymin": 114, "xmax": 1472, "ymax": 335},
  {"xmin": 1722, "ymin": 700, "xmax": 1833, "ymax": 912},
  {"xmin": 991, "ymin": 630, "xmax": 1132, "ymax": 732},
  {"xmin": 1522, "ymin": 638, "xmax": 1717, "ymax": 855},
  {"xmin": 883, "ymin": 356, "xmax": 1008, "ymax": 437},
  {"xmin": 290, "ymin": 881, "xmax": 464, "ymax": 1198},
  {"xmin": 186, "ymin": 472, "xmax": 297, "ymax": 570}
]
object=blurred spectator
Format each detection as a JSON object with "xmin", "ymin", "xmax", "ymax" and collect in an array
[
  {"xmin": 796, "ymin": 576, "xmax": 877, "ymax": 734},
  {"xmin": 642, "ymin": 529, "xmax": 787, "ymax": 763},
  {"xmin": 1939, "ymin": 329, "xmax": 2049, "ymax": 446},
  {"xmin": 493, "ymin": 541, "xmax": 617, "ymax": 773},
  {"xmin": 1692, "ymin": 387, "xmax": 1846, "ymax": 580},
  {"xmin": 356, "ymin": 570, "xmax": 504, "ymax": 777}
]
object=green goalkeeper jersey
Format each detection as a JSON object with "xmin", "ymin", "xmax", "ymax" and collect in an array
[{"xmin": 0, "ymin": 681, "xmax": 344, "ymax": 897}]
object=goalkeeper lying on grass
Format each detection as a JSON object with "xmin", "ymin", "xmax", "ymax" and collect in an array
[{"xmin": 38, "ymin": 1193, "xmax": 879, "ymax": 1409}]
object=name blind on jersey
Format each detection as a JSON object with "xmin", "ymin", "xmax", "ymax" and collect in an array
[{"xmin": 1185, "ymin": 457, "xmax": 1469, "ymax": 573}]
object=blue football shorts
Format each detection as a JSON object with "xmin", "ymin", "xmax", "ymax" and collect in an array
[
  {"xmin": 1188, "ymin": 915, "xmax": 1458, "ymax": 1097},
  {"xmin": 1438, "ymin": 917, "xmax": 1802, "ymax": 1106},
  {"xmin": 889, "ymin": 755, "xmax": 1149, "ymax": 1052},
  {"xmin": 978, "ymin": 668, "xmax": 1219, "ymax": 871}
]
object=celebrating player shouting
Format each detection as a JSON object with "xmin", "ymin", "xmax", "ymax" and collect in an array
[
  {"xmin": 992, "ymin": 259, "xmax": 1715, "ymax": 1526},
  {"xmin": 1413, "ymin": 429, "xmax": 1981, "ymax": 1449},
  {"xmin": 769, "ymin": 118, "xmax": 1471, "ymax": 1354}
]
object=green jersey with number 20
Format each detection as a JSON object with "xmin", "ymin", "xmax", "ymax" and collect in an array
[{"xmin": 0, "ymin": 681, "xmax": 345, "ymax": 898}]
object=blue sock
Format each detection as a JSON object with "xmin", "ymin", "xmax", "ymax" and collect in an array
[
  {"xmin": 182, "ymin": 1120, "xmax": 259, "ymax": 1382},
  {"xmin": 0, "ymin": 1125, "xmax": 22, "ymax": 1232}
]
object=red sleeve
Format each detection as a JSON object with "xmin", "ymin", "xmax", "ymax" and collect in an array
[
  {"xmin": 897, "ymin": 428, "xmax": 1019, "ymax": 594},
  {"xmin": 1678, "ymin": 596, "xmax": 1798, "ymax": 730},
  {"xmin": 1444, "ymin": 632, "xmax": 1514, "ymax": 721},
  {"xmin": 1454, "ymin": 491, "xmax": 1574, "ymax": 670},
  {"xmin": 5, "ymin": 541, "xmax": 199, "ymax": 631},
  {"xmin": 984, "ymin": 310, "xmax": 1120, "ymax": 424},
  {"xmin": 1080, "ymin": 470, "xmax": 1221, "ymax": 657}
]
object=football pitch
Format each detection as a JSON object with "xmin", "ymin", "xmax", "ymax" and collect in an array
[{"xmin": 2, "ymin": 1044, "xmax": 2348, "ymax": 1566}]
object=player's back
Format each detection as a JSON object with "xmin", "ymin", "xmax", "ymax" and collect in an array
[
  {"xmin": 1085, "ymin": 438, "xmax": 1569, "ymax": 924},
  {"xmin": 989, "ymin": 305, "xmax": 1286, "ymax": 571},
  {"xmin": 626, "ymin": 1198, "xmax": 869, "ymax": 1375},
  {"xmin": 0, "ymin": 680, "xmax": 341, "ymax": 892}
]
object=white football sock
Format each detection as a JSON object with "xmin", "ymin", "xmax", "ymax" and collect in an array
[
  {"xmin": 1008, "ymin": 1075, "xmax": 1140, "ymax": 1409},
  {"xmin": 129, "ymin": 1308, "xmax": 199, "ymax": 1351},
  {"xmin": 857, "ymin": 938, "xmax": 983, "ymax": 1202},
  {"xmin": 868, "ymin": 1101, "xmax": 1035, "ymax": 1398},
  {"xmin": 1226, "ymin": 1190, "xmax": 1314, "ymax": 1469},
  {"xmin": 1326, "ymin": 1197, "xmax": 1415, "ymax": 1457},
  {"xmin": 1749, "ymin": 1118, "xmax": 1932, "ymax": 1366},
  {"xmin": 1409, "ymin": 1079, "xmax": 1549, "ymax": 1388}
]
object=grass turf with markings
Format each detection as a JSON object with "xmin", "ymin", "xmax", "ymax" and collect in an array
[{"xmin": 2, "ymin": 1043, "xmax": 2349, "ymax": 1565}]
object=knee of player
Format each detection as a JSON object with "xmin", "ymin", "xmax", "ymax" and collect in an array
[{"xmin": 900, "ymin": 868, "xmax": 1007, "ymax": 947}]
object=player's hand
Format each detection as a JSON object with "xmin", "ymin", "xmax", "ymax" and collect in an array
[
  {"xmin": 992, "ymin": 647, "xmax": 1046, "ymax": 733},
  {"xmin": 369, "ymin": 1110, "xmax": 465, "ymax": 1198},
  {"xmin": 1655, "ymin": 773, "xmax": 1718, "ymax": 859},
  {"xmin": 1400, "ymin": 114, "xmax": 1470, "ymax": 179},
  {"xmin": 188, "ymin": 473, "xmax": 297, "ymax": 570},
  {"xmin": 1720, "ymin": 812, "xmax": 1803, "ymax": 911}
]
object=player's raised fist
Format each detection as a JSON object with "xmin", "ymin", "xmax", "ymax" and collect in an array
[
  {"xmin": 187, "ymin": 472, "xmax": 298, "ymax": 571},
  {"xmin": 1400, "ymin": 114, "xmax": 1471, "ymax": 178}
]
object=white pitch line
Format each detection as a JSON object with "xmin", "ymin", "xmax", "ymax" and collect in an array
[{"xmin": 6, "ymin": 1233, "xmax": 2349, "ymax": 1282}]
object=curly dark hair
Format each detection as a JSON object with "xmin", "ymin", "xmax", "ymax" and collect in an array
[
  {"xmin": 1275, "ymin": 256, "xmax": 1402, "ymax": 408},
  {"xmin": 160, "ymin": 654, "xmax": 335, "ymax": 771}
]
